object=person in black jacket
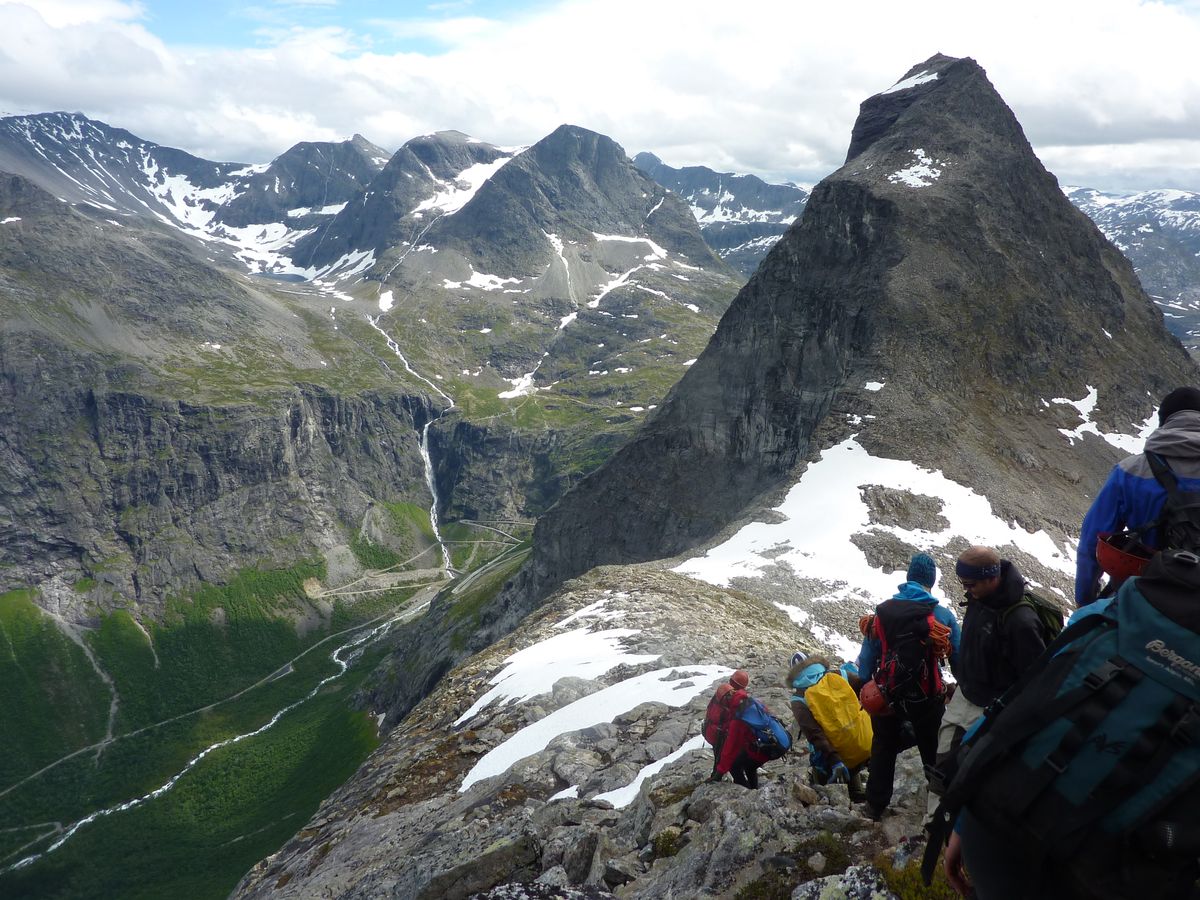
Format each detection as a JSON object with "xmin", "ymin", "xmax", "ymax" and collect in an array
[{"xmin": 931, "ymin": 545, "xmax": 1046, "ymax": 806}]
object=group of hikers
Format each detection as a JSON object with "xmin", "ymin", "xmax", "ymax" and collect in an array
[{"xmin": 701, "ymin": 387, "xmax": 1200, "ymax": 899}]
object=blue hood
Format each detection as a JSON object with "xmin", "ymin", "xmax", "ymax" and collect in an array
[
  {"xmin": 790, "ymin": 662, "xmax": 828, "ymax": 693},
  {"xmin": 893, "ymin": 581, "xmax": 939, "ymax": 604}
]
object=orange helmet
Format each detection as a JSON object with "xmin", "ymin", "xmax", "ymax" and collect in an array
[
  {"xmin": 859, "ymin": 679, "xmax": 893, "ymax": 717},
  {"xmin": 1096, "ymin": 532, "xmax": 1154, "ymax": 582},
  {"xmin": 729, "ymin": 669, "xmax": 750, "ymax": 689}
]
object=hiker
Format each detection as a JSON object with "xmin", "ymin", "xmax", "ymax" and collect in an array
[
  {"xmin": 712, "ymin": 682, "xmax": 789, "ymax": 789},
  {"xmin": 787, "ymin": 651, "xmax": 871, "ymax": 800},
  {"xmin": 857, "ymin": 552, "xmax": 958, "ymax": 819},
  {"xmin": 702, "ymin": 669, "xmax": 750, "ymax": 778},
  {"xmin": 934, "ymin": 548, "xmax": 1200, "ymax": 899},
  {"xmin": 930, "ymin": 547, "xmax": 1049, "ymax": 805},
  {"xmin": 1077, "ymin": 386, "xmax": 1200, "ymax": 605}
]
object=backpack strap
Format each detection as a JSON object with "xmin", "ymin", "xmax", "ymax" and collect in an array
[
  {"xmin": 1146, "ymin": 450, "xmax": 1180, "ymax": 494},
  {"xmin": 976, "ymin": 656, "xmax": 1144, "ymax": 825},
  {"xmin": 939, "ymin": 613, "xmax": 1114, "ymax": 810},
  {"xmin": 1030, "ymin": 695, "xmax": 1200, "ymax": 855}
]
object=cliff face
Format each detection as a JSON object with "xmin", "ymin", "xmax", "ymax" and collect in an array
[
  {"xmin": 0, "ymin": 336, "xmax": 430, "ymax": 613},
  {"xmin": 0, "ymin": 174, "xmax": 436, "ymax": 616},
  {"xmin": 507, "ymin": 53, "xmax": 1197, "ymax": 612}
]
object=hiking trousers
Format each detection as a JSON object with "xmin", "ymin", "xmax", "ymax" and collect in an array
[
  {"xmin": 926, "ymin": 688, "xmax": 985, "ymax": 823},
  {"xmin": 864, "ymin": 699, "xmax": 943, "ymax": 812},
  {"xmin": 728, "ymin": 753, "xmax": 760, "ymax": 789}
]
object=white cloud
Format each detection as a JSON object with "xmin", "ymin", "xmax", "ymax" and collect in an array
[{"xmin": 1, "ymin": 0, "xmax": 1199, "ymax": 191}]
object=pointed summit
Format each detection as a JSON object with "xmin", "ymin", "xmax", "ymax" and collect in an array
[
  {"xmin": 432, "ymin": 124, "xmax": 720, "ymax": 275},
  {"xmin": 500, "ymin": 54, "xmax": 1198, "ymax": 612}
]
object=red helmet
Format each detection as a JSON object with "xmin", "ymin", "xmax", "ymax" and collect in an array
[
  {"xmin": 729, "ymin": 669, "xmax": 750, "ymax": 689},
  {"xmin": 1096, "ymin": 532, "xmax": 1154, "ymax": 582},
  {"xmin": 859, "ymin": 679, "xmax": 893, "ymax": 717}
]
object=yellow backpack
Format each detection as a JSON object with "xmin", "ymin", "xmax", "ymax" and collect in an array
[{"xmin": 804, "ymin": 672, "xmax": 873, "ymax": 768}]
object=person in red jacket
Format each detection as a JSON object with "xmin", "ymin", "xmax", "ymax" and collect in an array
[{"xmin": 712, "ymin": 686, "xmax": 773, "ymax": 789}]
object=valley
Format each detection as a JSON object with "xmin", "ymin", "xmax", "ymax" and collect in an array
[
  {"xmin": 2, "ymin": 49, "xmax": 1200, "ymax": 898},
  {"xmin": 0, "ymin": 566, "xmax": 432, "ymax": 897}
]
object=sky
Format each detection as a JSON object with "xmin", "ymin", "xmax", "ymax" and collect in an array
[{"xmin": 2, "ymin": 0, "xmax": 1200, "ymax": 191}]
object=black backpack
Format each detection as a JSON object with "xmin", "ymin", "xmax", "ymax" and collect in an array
[
  {"xmin": 1146, "ymin": 452, "xmax": 1200, "ymax": 553},
  {"xmin": 872, "ymin": 599, "xmax": 944, "ymax": 706},
  {"xmin": 999, "ymin": 590, "xmax": 1065, "ymax": 645}
]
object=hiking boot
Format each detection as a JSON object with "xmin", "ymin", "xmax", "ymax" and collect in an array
[
  {"xmin": 848, "ymin": 770, "xmax": 868, "ymax": 803},
  {"xmin": 860, "ymin": 801, "xmax": 886, "ymax": 821}
]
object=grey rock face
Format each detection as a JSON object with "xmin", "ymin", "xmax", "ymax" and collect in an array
[
  {"xmin": 214, "ymin": 137, "xmax": 387, "ymax": 229},
  {"xmin": 498, "ymin": 52, "xmax": 1198, "ymax": 626},
  {"xmin": 432, "ymin": 125, "xmax": 725, "ymax": 278},
  {"xmin": 291, "ymin": 130, "xmax": 510, "ymax": 269}
]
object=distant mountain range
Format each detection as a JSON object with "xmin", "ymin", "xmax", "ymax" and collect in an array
[
  {"xmin": 0, "ymin": 110, "xmax": 742, "ymax": 612},
  {"xmin": 633, "ymin": 152, "xmax": 809, "ymax": 278}
]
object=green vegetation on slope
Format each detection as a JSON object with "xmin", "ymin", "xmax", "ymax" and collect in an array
[
  {"xmin": 0, "ymin": 590, "xmax": 111, "ymax": 788},
  {"xmin": 1, "ymin": 642, "xmax": 387, "ymax": 900},
  {"xmin": 0, "ymin": 564, "xmax": 417, "ymax": 895}
]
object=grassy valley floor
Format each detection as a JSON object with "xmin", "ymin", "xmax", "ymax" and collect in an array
[{"xmin": 0, "ymin": 571, "xmax": 421, "ymax": 899}]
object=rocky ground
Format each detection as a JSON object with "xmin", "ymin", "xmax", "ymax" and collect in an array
[{"xmin": 234, "ymin": 566, "xmax": 945, "ymax": 899}]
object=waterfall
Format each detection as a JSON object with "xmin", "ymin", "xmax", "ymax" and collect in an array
[
  {"xmin": 365, "ymin": 315, "xmax": 455, "ymax": 576},
  {"xmin": 420, "ymin": 419, "xmax": 453, "ymax": 576}
]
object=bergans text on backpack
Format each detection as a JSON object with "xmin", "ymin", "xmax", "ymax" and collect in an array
[
  {"xmin": 928, "ymin": 550, "xmax": 1200, "ymax": 898},
  {"xmin": 702, "ymin": 685, "xmax": 735, "ymax": 747},
  {"xmin": 872, "ymin": 599, "xmax": 948, "ymax": 706},
  {"xmin": 1000, "ymin": 590, "xmax": 1065, "ymax": 645},
  {"xmin": 803, "ymin": 672, "xmax": 873, "ymax": 768},
  {"xmin": 735, "ymin": 697, "xmax": 792, "ymax": 760}
]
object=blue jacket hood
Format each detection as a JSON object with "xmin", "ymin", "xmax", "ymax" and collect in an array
[
  {"xmin": 893, "ymin": 581, "xmax": 939, "ymax": 604},
  {"xmin": 790, "ymin": 662, "xmax": 828, "ymax": 693}
]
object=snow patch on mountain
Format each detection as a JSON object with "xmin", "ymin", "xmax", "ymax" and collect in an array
[
  {"xmin": 882, "ymin": 69, "xmax": 939, "ymax": 95},
  {"xmin": 675, "ymin": 434, "xmax": 1079, "ymax": 655},
  {"xmin": 1046, "ymin": 386, "xmax": 1158, "ymax": 453},
  {"xmin": 413, "ymin": 156, "xmax": 514, "ymax": 218},
  {"xmin": 888, "ymin": 149, "xmax": 945, "ymax": 188},
  {"xmin": 454, "ymin": 628, "xmax": 660, "ymax": 728},
  {"xmin": 459, "ymin": 664, "xmax": 727, "ymax": 792}
]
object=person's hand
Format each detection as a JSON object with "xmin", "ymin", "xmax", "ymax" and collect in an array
[
  {"xmin": 944, "ymin": 831, "xmax": 973, "ymax": 896},
  {"xmin": 831, "ymin": 762, "xmax": 851, "ymax": 784}
]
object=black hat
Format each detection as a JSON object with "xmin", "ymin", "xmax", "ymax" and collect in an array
[{"xmin": 1159, "ymin": 387, "xmax": 1200, "ymax": 425}]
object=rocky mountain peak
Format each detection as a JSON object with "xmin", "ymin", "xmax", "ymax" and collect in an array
[
  {"xmin": 431, "ymin": 123, "xmax": 722, "ymax": 276},
  {"xmin": 486, "ymin": 54, "xmax": 1197, "ymax": 641}
]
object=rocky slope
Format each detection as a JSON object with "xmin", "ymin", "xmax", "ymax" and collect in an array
[
  {"xmin": 235, "ymin": 566, "xmax": 934, "ymax": 899},
  {"xmin": 633, "ymin": 152, "xmax": 809, "ymax": 278}
]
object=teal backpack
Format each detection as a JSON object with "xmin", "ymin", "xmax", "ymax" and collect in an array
[{"xmin": 925, "ymin": 550, "xmax": 1200, "ymax": 898}]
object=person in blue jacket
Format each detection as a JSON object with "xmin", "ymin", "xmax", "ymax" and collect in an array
[
  {"xmin": 857, "ymin": 553, "xmax": 961, "ymax": 819},
  {"xmin": 1076, "ymin": 386, "xmax": 1200, "ymax": 605}
]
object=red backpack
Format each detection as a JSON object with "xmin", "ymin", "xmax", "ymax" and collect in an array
[{"xmin": 702, "ymin": 683, "xmax": 737, "ymax": 745}]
